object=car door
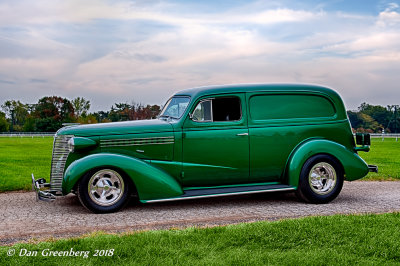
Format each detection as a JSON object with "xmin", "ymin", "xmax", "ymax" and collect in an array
[{"xmin": 181, "ymin": 93, "xmax": 249, "ymax": 187}]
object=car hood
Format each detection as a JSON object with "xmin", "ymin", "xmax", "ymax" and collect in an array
[{"xmin": 57, "ymin": 119, "xmax": 173, "ymax": 137}]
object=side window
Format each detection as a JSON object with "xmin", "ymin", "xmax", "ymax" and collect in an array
[
  {"xmin": 192, "ymin": 97, "xmax": 241, "ymax": 122},
  {"xmin": 192, "ymin": 100, "xmax": 212, "ymax": 122}
]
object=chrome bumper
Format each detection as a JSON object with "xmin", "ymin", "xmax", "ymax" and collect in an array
[
  {"xmin": 368, "ymin": 165, "xmax": 378, "ymax": 173},
  {"xmin": 31, "ymin": 174, "xmax": 56, "ymax": 202}
]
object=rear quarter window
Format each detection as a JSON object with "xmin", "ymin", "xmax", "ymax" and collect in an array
[{"xmin": 249, "ymin": 94, "xmax": 336, "ymax": 121}]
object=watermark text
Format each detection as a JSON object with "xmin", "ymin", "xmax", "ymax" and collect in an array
[{"xmin": 6, "ymin": 247, "xmax": 114, "ymax": 259}]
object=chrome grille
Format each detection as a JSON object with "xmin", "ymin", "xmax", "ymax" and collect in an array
[{"xmin": 50, "ymin": 135, "xmax": 73, "ymax": 191}]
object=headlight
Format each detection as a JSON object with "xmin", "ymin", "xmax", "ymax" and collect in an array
[{"xmin": 68, "ymin": 138, "xmax": 75, "ymax": 153}]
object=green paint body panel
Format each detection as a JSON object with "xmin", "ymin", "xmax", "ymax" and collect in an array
[
  {"xmin": 63, "ymin": 153, "xmax": 183, "ymax": 200},
  {"xmin": 181, "ymin": 93, "xmax": 249, "ymax": 186},
  {"xmin": 72, "ymin": 137, "xmax": 97, "ymax": 151},
  {"xmin": 58, "ymin": 119, "xmax": 173, "ymax": 137},
  {"xmin": 248, "ymin": 120, "xmax": 354, "ymax": 182},
  {"xmin": 99, "ymin": 133, "xmax": 175, "ymax": 161},
  {"xmin": 51, "ymin": 84, "xmax": 372, "ymax": 202},
  {"xmin": 286, "ymin": 139, "xmax": 369, "ymax": 188}
]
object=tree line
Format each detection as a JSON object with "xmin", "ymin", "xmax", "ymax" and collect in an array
[
  {"xmin": 0, "ymin": 96, "xmax": 160, "ymax": 132},
  {"xmin": 347, "ymin": 103, "xmax": 400, "ymax": 133},
  {"xmin": 0, "ymin": 97, "xmax": 399, "ymax": 133}
]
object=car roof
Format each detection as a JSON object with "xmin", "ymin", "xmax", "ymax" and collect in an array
[{"xmin": 174, "ymin": 83, "xmax": 341, "ymax": 100}]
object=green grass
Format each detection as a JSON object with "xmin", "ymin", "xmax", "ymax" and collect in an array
[
  {"xmin": 359, "ymin": 138, "xmax": 400, "ymax": 180},
  {"xmin": 0, "ymin": 137, "xmax": 52, "ymax": 192},
  {"xmin": 2, "ymin": 213, "xmax": 400, "ymax": 265}
]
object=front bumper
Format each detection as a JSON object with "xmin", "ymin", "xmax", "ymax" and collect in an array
[{"xmin": 31, "ymin": 174, "xmax": 56, "ymax": 202}]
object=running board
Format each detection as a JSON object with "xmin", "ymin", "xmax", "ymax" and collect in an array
[{"xmin": 144, "ymin": 184, "xmax": 295, "ymax": 203}]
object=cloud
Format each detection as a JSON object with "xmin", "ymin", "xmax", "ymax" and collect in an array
[
  {"xmin": 0, "ymin": 0, "xmax": 126, "ymax": 25},
  {"xmin": 0, "ymin": 79, "xmax": 15, "ymax": 84},
  {"xmin": 377, "ymin": 2, "xmax": 400, "ymax": 27},
  {"xmin": 30, "ymin": 78, "xmax": 47, "ymax": 83},
  {"xmin": 0, "ymin": 0, "xmax": 399, "ymax": 111},
  {"xmin": 0, "ymin": 0, "xmax": 319, "ymax": 27},
  {"xmin": 112, "ymin": 51, "xmax": 167, "ymax": 62}
]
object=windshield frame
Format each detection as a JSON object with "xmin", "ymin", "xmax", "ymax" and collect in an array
[{"xmin": 159, "ymin": 96, "xmax": 191, "ymax": 120}]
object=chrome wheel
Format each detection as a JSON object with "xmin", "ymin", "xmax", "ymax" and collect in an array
[
  {"xmin": 308, "ymin": 162, "xmax": 337, "ymax": 195},
  {"xmin": 88, "ymin": 169, "xmax": 125, "ymax": 206}
]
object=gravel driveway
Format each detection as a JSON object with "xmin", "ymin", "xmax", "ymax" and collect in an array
[{"xmin": 1, "ymin": 181, "xmax": 400, "ymax": 245}]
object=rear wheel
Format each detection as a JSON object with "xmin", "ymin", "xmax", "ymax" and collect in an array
[
  {"xmin": 295, "ymin": 154, "xmax": 344, "ymax": 204},
  {"xmin": 77, "ymin": 169, "xmax": 131, "ymax": 213}
]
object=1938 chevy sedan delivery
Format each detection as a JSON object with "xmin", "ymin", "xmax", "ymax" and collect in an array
[{"xmin": 32, "ymin": 84, "xmax": 377, "ymax": 213}]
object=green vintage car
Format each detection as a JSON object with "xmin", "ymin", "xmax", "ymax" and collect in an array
[{"xmin": 32, "ymin": 84, "xmax": 377, "ymax": 213}]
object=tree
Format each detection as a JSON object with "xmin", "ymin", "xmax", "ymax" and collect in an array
[
  {"xmin": 358, "ymin": 113, "xmax": 381, "ymax": 132},
  {"xmin": 108, "ymin": 105, "xmax": 121, "ymax": 122},
  {"xmin": 92, "ymin": 111, "xmax": 110, "ymax": 123},
  {"xmin": 0, "ymin": 97, "xmax": 161, "ymax": 131},
  {"xmin": 148, "ymin": 104, "xmax": 161, "ymax": 118},
  {"xmin": 358, "ymin": 103, "xmax": 391, "ymax": 128},
  {"xmin": 105, "ymin": 102, "xmax": 162, "ymax": 121},
  {"xmin": 72, "ymin": 97, "xmax": 91, "ymax": 118},
  {"xmin": 77, "ymin": 114, "xmax": 98, "ymax": 124},
  {"xmin": 114, "ymin": 103, "xmax": 132, "ymax": 121},
  {"xmin": 387, "ymin": 105, "xmax": 400, "ymax": 133},
  {"xmin": 347, "ymin": 111, "xmax": 362, "ymax": 129},
  {"xmin": 135, "ymin": 104, "xmax": 161, "ymax": 120},
  {"xmin": 23, "ymin": 115, "xmax": 35, "ymax": 132},
  {"xmin": 0, "ymin": 112, "xmax": 9, "ymax": 132},
  {"xmin": 348, "ymin": 102, "xmax": 400, "ymax": 133},
  {"xmin": 1, "ymin": 100, "xmax": 28, "ymax": 132},
  {"xmin": 33, "ymin": 96, "xmax": 75, "ymax": 132}
]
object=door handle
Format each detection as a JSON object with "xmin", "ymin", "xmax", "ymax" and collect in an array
[{"xmin": 236, "ymin": 133, "xmax": 249, "ymax": 136}]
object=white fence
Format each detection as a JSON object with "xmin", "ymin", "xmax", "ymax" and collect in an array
[
  {"xmin": 370, "ymin": 133, "xmax": 400, "ymax": 137},
  {"xmin": 0, "ymin": 132, "xmax": 55, "ymax": 137},
  {"xmin": 369, "ymin": 133, "xmax": 400, "ymax": 141}
]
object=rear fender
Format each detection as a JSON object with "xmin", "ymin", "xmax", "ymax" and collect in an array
[
  {"xmin": 286, "ymin": 139, "xmax": 369, "ymax": 188},
  {"xmin": 63, "ymin": 153, "xmax": 183, "ymax": 200}
]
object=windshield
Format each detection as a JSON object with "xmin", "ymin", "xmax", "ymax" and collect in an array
[{"xmin": 159, "ymin": 96, "xmax": 190, "ymax": 119}]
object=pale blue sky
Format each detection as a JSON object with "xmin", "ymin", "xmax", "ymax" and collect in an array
[{"xmin": 0, "ymin": 0, "xmax": 399, "ymax": 111}]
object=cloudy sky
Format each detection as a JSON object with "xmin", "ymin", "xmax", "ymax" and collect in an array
[{"xmin": 0, "ymin": 0, "xmax": 399, "ymax": 111}]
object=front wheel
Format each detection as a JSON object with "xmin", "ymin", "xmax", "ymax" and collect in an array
[
  {"xmin": 77, "ymin": 169, "xmax": 131, "ymax": 213},
  {"xmin": 295, "ymin": 154, "xmax": 344, "ymax": 204}
]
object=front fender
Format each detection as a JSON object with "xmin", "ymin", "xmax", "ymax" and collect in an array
[
  {"xmin": 286, "ymin": 139, "xmax": 369, "ymax": 188},
  {"xmin": 63, "ymin": 153, "xmax": 183, "ymax": 200}
]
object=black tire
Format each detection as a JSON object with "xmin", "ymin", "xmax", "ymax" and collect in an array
[
  {"xmin": 77, "ymin": 168, "xmax": 131, "ymax": 213},
  {"xmin": 295, "ymin": 154, "xmax": 344, "ymax": 204}
]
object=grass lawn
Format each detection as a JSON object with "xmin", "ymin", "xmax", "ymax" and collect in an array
[
  {"xmin": 359, "ymin": 138, "xmax": 400, "ymax": 180},
  {"xmin": 0, "ymin": 137, "xmax": 52, "ymax": 192},
  {"xmin": 0, "ymin": 137, "xmax": 399, "ymax": 192},
  {"xmin": 1, "ymin": 212, "xmax": 400, "ymax": 265}
]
